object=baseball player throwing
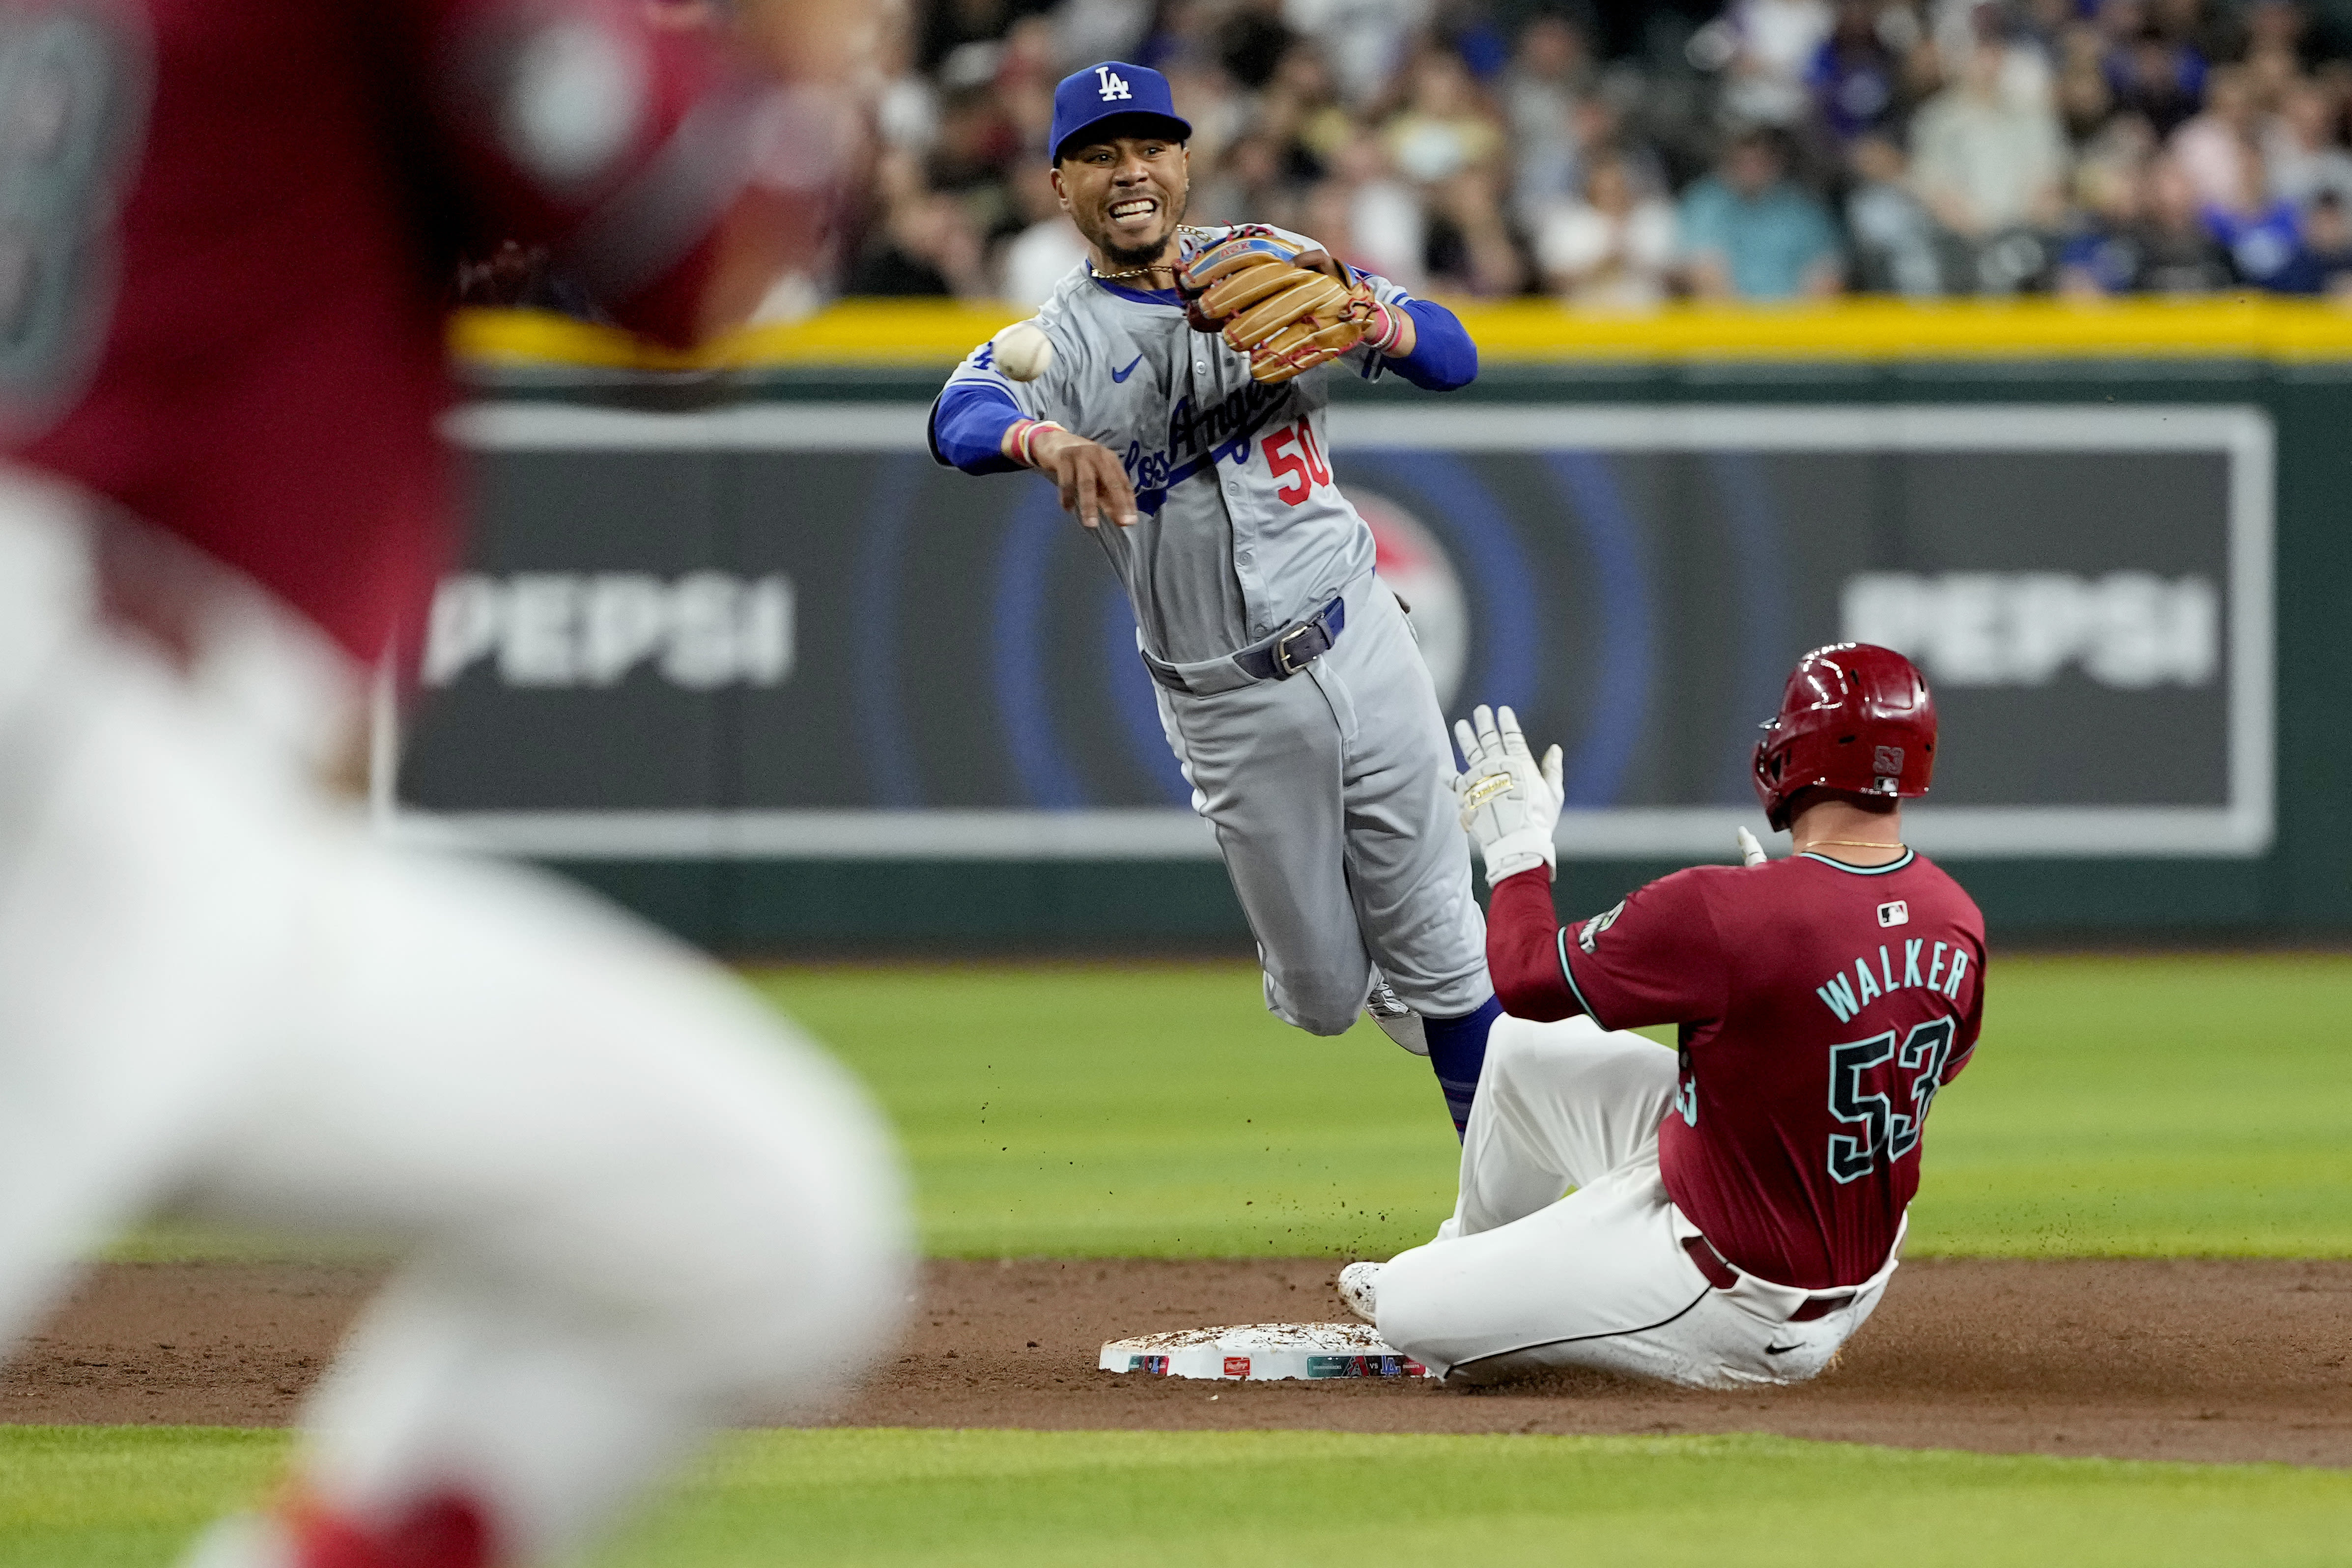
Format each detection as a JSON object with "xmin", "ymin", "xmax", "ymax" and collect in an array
[
  {"xmin": 1338, "ymin": 645, "xmax": 1984, "ymax": 1386},
  {"xmin": 0, "ymin": 4, "xmax": 906, "ymax": 1567},
  {"xmin": 930, "ymin": 61, "xmax": 1499, "ymax": 1134}
]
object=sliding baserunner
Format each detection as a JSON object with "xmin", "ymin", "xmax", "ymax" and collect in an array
[{"xmin": 1341, "ymin": 644, "xmax": 1984, "ymax": 1386}]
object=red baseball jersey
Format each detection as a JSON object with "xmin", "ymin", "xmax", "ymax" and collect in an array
[
  {"xmin": 0, "ymin": 0, "xmax": 774, "ymax": 664},
  {"xmin": 1488, "ymin": 851, "xmax": 1985, "ymax": 1289}
]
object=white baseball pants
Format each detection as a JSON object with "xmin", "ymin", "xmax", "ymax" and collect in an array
[
  {"xmin": 0, "ymin": 484, "xmax": 910, "ymax": 1564},
  {"xmin": 1374, "ymin": 1015, "xmax": 1899, "ymax": 1388}
]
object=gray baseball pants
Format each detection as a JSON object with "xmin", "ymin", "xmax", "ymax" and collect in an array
[{"xmin": 1153, "ymin": 572, "xmax": 1492, "ymax": 1034}]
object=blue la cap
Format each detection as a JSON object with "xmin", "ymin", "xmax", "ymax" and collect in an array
[{"xmin": 1048, "ymin": 62, "xmax": 1191, "ymax": 162}]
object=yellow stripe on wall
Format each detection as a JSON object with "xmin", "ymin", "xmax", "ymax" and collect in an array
[{"xmin": 452, "ymin": 295, "xmax": 2352, "ymax": 370}]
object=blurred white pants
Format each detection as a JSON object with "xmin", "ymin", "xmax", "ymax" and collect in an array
[
  {"xmin": 0, "ymin": 481, "xmax": 910, "ymax": 1563},
  {"xmin": 1374, "ymin": 1015, "xmax": 1896, "ymax": 1389}
]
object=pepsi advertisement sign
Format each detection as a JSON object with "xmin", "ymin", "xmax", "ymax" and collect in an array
[{"xmin": 397, "ymin": 402, "xmax": 2270, "ymax": 862}]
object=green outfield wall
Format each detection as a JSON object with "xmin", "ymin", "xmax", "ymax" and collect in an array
[{"xmin": 414, "ymin": 302, "xmax": 2352, "ymax": 950}]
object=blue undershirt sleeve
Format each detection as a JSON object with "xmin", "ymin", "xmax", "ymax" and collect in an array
[
  {"xmin": 928, "ymin": 380, "xmax": 1028, "ymax": 474},
  {"xmin": 1386, "ymin": 298, "xmax": 1477, "ymax": 392}
]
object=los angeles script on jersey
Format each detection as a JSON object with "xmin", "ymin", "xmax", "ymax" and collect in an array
[
  {"xmin": 1122, "ymin": 380, "xmax": 1291, "ymax": 512},
  {"xmin": 1814, "ymin": 940, "xmax": 1973, "ymax": 1022}
]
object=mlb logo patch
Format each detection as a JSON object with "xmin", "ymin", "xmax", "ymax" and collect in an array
[{"xmin": 1878, "ymin": 900, "xmax": 1909, "ymax": 928}]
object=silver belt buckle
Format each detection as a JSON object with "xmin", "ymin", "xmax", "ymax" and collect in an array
[{"xmin": 1272, "ymin": 618, "xmax": 1317, "ymax": 677}]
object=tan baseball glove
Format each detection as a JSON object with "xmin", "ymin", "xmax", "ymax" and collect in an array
[{"xmin": 1176, "ymin": 231, "xmax": 1391, "ymax": 384}]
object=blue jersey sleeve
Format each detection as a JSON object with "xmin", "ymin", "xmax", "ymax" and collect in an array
[
  {"xmin": 928, "ymin": 379, "xmax": 1028, "ymax": 475},
  {"xmin": 1386, "ymin": 298, "xmax": 1477, "ymax": 392}
]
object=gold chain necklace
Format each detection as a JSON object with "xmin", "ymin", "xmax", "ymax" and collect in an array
[
  {"xmin": 1088, "ymin": 226, "xmax": 1213, "ymax": 282},
  {"xmin": 1798, "ymin": 838, "xmax": 1907, "ymax": 854}
]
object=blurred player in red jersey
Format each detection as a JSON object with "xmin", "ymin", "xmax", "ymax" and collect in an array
[
  {"xmin": 1336, "ymin": 645, "xmax": 1984, "ymax": 1387},
  {"xmin": 0, "ymin": 3, "xmax": 906, "ymax": 1567}
]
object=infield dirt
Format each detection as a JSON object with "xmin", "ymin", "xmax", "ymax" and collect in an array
[{"xmin": 4, "ymin": 1258, "xmax": 2345, "ymax": 1467}]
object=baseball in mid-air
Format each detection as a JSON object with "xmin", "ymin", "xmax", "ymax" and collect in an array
[{"xmin": 992, "ymin": 320, "xmax": 1053, "ymax": 381}]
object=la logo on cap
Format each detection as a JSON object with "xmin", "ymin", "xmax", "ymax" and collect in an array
[{"xmin": 1095, "ymin": 65, "xmax": 1132, "ymax": 100}]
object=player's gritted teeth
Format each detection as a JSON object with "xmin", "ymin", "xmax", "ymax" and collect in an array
[{"xmin": 1054, "ymin": 133, "xmax": 1189, "ymax": 268}]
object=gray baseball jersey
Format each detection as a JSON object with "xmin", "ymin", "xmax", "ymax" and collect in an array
[
  {"xmin": 939, "ymin": 225, "xmax": 1406, "ymax": 665},
  {"xmin": 933, "ymin": 227, "xmax": 1491, "ymax": 1034}
]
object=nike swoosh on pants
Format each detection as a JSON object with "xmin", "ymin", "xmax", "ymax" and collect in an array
[{"xmin": 1111, "ymin": 355, "xmax": 1143, "ymax": 381}]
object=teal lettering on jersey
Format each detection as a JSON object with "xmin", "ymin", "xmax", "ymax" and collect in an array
[{"xmin": 1815, "ymin": 939, "xmax": 1972, "ymax": 1020}]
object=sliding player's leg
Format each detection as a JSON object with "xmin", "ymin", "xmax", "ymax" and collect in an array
[{"xmin": 1446, "ymin": 1014, "xmax": 1679, "ymax": 1237}]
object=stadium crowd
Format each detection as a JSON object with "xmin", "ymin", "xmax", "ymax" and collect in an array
[{"xmin": 840, "ymin": 0, "xmax": 2352, "ymax": 303}]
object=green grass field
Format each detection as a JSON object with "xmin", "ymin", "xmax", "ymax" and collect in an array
[
  {"xmin": 38, "ymin": 954, "xmax": 2352, "ymax": 1566},
  {"xmin": 8, "ymin": 1427, "xmax": 2350, "ymax": 1568},
  {"xmin": 758, "ymin": 952, "xmax": 2352, "ymax": 1260}
]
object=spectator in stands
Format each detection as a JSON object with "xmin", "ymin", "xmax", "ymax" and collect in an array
[
  {"xmin": 1306, "ymin": 137, "xmax": 1430, "ymax": 289},
  {"xmin": 1429, "ymin": 165, "xmax": 1532, "ymax": 294},
  {"xmin": 1503, "ymin": 15, "xmax": 1598, "ymax": 226},
  {"xmin": 848, "ymin": 153, "xmax": 991, "ymax": 297},
  {"xmin": 924, "ymin": 81, "xmax": 1022, "ymax": 247},
  {"xmin": 1056, "ymin": 0, "xmax": 1156, "ymax": 69},
  {"xmin": 1285, "ymin": 0, "xmax": 1435, "ymax": 107},
  {"xmin": 1808, "ymin": 0, "xmax": 1910, "ymax": 146},
  {"xmin": 1534, "ymin": 152, "xmax": 1679, "ymax": 307},
  {"xmin": 1910, "ymin": 39, "xmax": 2070, "ymax": 271},
  {"xmin": 1384, "ymin": 49, "xmax": 1504, "ymax": 188},
  {"xmin": 1679, "ymin": 126, "xmax": 1844, "ymax": 298},
  {"xmin": 995, "ymin": 162, "xmax": 1087, "ymax": 306},
  {"xmin": 1168, "ymin": 54, "xmax": 1249, "ymax": 171},
  {"xmin": 1191, "ymin": 132, "xmax": 1294, "ymax": 227},
  {"xmin": 1718, "ymin": 0, "xmax": 1837, "ymax": 126},
  {"xmin": 2071, "ymin": 106, "xmax": 2160, "ymax": 222},
  {"xmin": 2054, "ymin": 17, "xmax": 2120, "ymax": 140},
  {"xmin": 2264, "ymin": 80, "xmax": 2352, "ymax": 207},
  {"xmin": 2058, "ymin": 151, "xmax": 2236, "ymax": 293},
  {"xmin": 1218, "ymin": 0, "xmax": 1299, "ymax": 88},
  {"xmin": 2171, "ymin": 64, "xmax": 2259, "ymax": 205},
  {"xmin": 1258, "ymin": 41, "xmax": 1356, "ymax": 183},
  {"xmin": 787, "ymin": 0, "xmax": 2352, "ymax": 308},
  {"xmin": 1845, "ymin": 131, "xmax": 1950, "ymax": 293},
  {"xmin": 2105, "ymin": 14, "xmax": 2207, "ymax": 137},
  {"xmin": 2273, "ymin": 188, "xmax": 2352, "ymax": 291},
  {"xmin": 994, "ymin": 16, "xmax": 1064, "ymax": 153},
  {"xmin": 2202, "ymin": 136, "xmax": 2305, "ymax": 286}
]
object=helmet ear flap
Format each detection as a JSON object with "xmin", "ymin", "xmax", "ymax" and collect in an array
[{"xmin": 1751, "ymin": 731, "xmax": 1791, "ymax": 831}]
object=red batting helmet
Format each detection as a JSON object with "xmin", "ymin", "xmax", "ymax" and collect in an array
[{"xmin": 1751, "ymin": 643, "xmax": 1936, "ymax": 832}]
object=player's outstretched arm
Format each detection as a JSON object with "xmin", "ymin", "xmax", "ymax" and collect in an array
[
  {"xmin": 1450, "ymin": 704, "xmax": 1579, "ymax": 1019},
  {"xmin": 1450, "ymin": 704, "xmax": 1563, "ymax": 886},
  {"xmin": 1024, "ymin": 426, "xmax": 1139, "ymax": 529}
]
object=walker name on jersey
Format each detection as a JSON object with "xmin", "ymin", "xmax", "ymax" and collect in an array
[
  {"xmin": 1842, "ymin": 570, "xmax": 2217, "ymax": 689},
  {"xmin": 424, "ymin": 572, "xmax": 794, "ymax": 689},
  {"xmin": 1814, "ymin": 940, "xmax": 1972, "ymax": 1022}
]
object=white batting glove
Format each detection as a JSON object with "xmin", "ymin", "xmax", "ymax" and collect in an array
[
  {"xmin": 1450, "ymin": 704, "xmax": 1564, "ymax": 886},
  {"xmin": 1737, "ymin": 826, "xmax": 1767, "ymax": 866}
]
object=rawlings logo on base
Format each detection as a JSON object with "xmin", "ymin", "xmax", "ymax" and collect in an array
[{"xmin": 1101, "ymin": 1324, "xmax": 1435, "ymax": 1380}]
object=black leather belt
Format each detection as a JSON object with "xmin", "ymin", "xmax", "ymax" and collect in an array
[{"xmin": 1147, "ymin": 596, "xmax": 1346, "ymax": 692}]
